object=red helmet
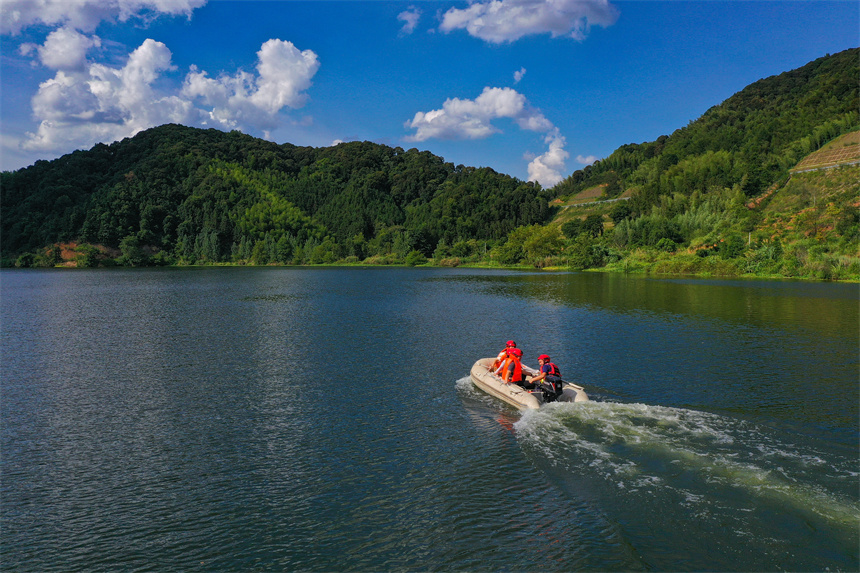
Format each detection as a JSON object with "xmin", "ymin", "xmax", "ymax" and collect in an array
[
  {"xmin": 506, "ymin": 340, "xmax": 516, "ymax": 347},
  {"xmin": 509, "ymin": 348, "xmax": 523, "ymax": 357},
  {"xmin": 538, "ymin": 354, "xmax": 550, "ymax": 362}
]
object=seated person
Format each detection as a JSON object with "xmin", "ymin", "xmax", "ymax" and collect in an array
[
  {"xmin": 528, "ymin": 354, "xmax": 565, "ymax": 401},
  {"xmin": 491, "ymin": 340, "xmax": 517, "ymax": 372},
  {"xmin": 502, "ymin": 348, "xmax": 531, "ymax": 389}
]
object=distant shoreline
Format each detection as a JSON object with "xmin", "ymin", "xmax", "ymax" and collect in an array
[{"xmin": 6, "ymin": 260, "xmax": 856, "ymax": 283}]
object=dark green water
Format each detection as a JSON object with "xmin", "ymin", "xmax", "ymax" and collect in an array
[{"xmin": 2, "ymin": 267, "xmax": 857, "ymax": 571}]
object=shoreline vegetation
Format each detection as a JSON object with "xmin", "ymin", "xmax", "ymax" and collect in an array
[
  {"xmin": 10, "ymin": 261, "xmax": 858, "ymax": 284},
  {"xmin": 6, "ymin": 158, "xmax": 859, "ymax": 282},
  {"xmin": 3, "ymin": 50, "xmax": 859, "ymax": 283},
  {"xmin": 8, "ymin": 228, "xmax": 858, "ymax": 283}
]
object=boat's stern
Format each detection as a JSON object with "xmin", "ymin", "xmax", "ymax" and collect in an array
[{"xmin": 559, "ymin": 384, "xmax": 589, "ymax": 402}]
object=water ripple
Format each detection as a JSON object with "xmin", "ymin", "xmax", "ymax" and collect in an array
[{"xmin": 2, "ymin": 268, "xmax": 856, "ymax": 572}]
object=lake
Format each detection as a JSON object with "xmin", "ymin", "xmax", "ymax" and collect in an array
[{"xmin": 1, "ymin": 267, "xmax": 857, "ymax": 571}]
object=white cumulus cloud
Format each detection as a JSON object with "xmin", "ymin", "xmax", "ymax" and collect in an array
[
  {"xmin": 22, "ymin": 26, "xmax": 101, "ymax": 70},
  {"xmin": 182, "ymin": 39, "xmax": 320, "ymax": 131},
  {"xmin": 405, "ymin": 86, "xmax": 567, "ymax": 187},
  {"xmin": 24, "ymin": 39, "xmax": 192, "ymax": 151},
  {"xmin": 405, "ymin": 86, "xmax": 550, "ymax": 141},
  {"xmin": 528, "ymin": 130, "xmax": 569, "ymax": 187},
  {"xmin": 1, "ymin": 0, "xmax": 207, "ymax": 34},
  {"xmin": 576, "ymin": 154, "xmax": 598, "ymax": 165},
  {"xmin": 22, "ymin": 38, "xmax": 321, "ymax": 154},
  {"xmin": 439, "ymin": 0, "xmax": 619, "ymax": 44},
  {"xmin": 3, "ymin": 0, "xmax": 211, "ymax": 166},
  {"xmin": 513, "ymin": 67, "xmax": 526, "ymax": 83},
  {"xmin": 397, "ymin": 7, "xmax": 422, "ymax": 35}
]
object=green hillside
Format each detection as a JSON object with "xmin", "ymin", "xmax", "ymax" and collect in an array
[
  {"xmin": 555, "ymin": 48, "xmax": 858, "ymax": 205},
  {"xmin": 2, "ymin": 125, "xmax": 549, "ymax": 266},
  {"xmin": 2, "ymin": 48, "xmax": 858, "ymax": 279},
  {"xmin": 549, "ymin": 48, "xmax": 859, "ymax": 280}
]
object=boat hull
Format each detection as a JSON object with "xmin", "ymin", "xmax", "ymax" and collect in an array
[{"xmin": 469, "ymin": 358, "xmax": 589, "ymax": 410}]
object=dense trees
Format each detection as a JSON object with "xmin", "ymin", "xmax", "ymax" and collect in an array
[
  {"xmin": 542, "ymin": 48, "xmax": 859, "ymax": 279},
  {"xmin": 556, "ymin": 48, "xmax": 859, "ymax": 209},
  {"xmin": 2, "ymin": 49, "xmax": 857, "ymax": 279},
  {"xmin": 2, "ymin": 126, "xmax": 550, "ymax": 265}
]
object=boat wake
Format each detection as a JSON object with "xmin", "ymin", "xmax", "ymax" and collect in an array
[
  {"xmin": 512, "ymin": 401, "xmax": 858, "ymax": 567},
  {"xmin": 457, "ymin": 376, "xmax": 859, "ymax": 568},
  {"xmin": 516, "ymin": 402, "xmax": 857, "ymax": 522}
]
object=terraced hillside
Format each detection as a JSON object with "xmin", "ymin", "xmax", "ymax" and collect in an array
[{"xmin": 791, "ymin": 131, "xmax": 860, "ymax": 173}]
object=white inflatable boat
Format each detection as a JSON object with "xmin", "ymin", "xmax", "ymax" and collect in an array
[{"xmin": 469, "ymin": 357, "xmax": 589, "ymax": 410}]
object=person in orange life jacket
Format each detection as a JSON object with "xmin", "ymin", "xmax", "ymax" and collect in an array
[
  {"xmin": 501, "ymin": 347, "xmax": 529, "ymax": 387},
  {"xmin": 528, "ymin": 354, "xmax": 564, "ymax": 402},
  {"xmin": 491, "ymin": 340, "xmax": 517, "ymax": 372}
]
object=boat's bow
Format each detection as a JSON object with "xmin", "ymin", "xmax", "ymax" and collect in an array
[{"xmin": 470, "ymin": 358, "xmax": 542, "ymax": 410}]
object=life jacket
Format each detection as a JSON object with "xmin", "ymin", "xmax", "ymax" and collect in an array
[
  {"xmin": 492, "ymin": 348, "xmax": 509, "ymax": 370},
  {"xmin": 543, "ymin": 362, "xmax": 563, "ymax": 394},
  {"xmin": 503, "ymin": 355, "xmax": 523, "ymax": 383}
]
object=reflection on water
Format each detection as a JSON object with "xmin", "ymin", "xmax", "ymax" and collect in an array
[{"xmin": 436, "ymin": 271, "xmax": 859, "ymax": 335}]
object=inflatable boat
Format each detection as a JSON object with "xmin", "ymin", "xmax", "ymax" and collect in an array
[{"xmin": 469, "ymin": 357, "xmax": 589, "ymax": 410}]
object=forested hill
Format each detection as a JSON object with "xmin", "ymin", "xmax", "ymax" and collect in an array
[
  {"xmin": 2, "ymin": 48, "xmax": 858, "ymax": 278},
  {"xmin": 555, "ymin": 47, "xmax": 859, "ymax": 213},
  {"xmin": 1, "ymin": 125, "xmax": 549, "ymax": 264}
]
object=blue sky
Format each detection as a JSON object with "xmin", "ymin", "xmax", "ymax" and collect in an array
[{"xmin": 1, "ymin": 1, "xmax": 857, "ymax": 186}]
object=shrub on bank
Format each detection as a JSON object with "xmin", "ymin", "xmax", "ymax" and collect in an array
[
  {"xmin": 362, "ymin": 254, "xmax": 400, "ymax": 265},
  {"xmin": 405, "ymin": 250, "xmax": 427, "ymax": 266},
  {"xmin": 438, "ymin": 257, "xmax": 461, "ymax": 267},
  {"xmin": 653, "ymin": 254, "xmax": 741, "ymax": 276}
]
